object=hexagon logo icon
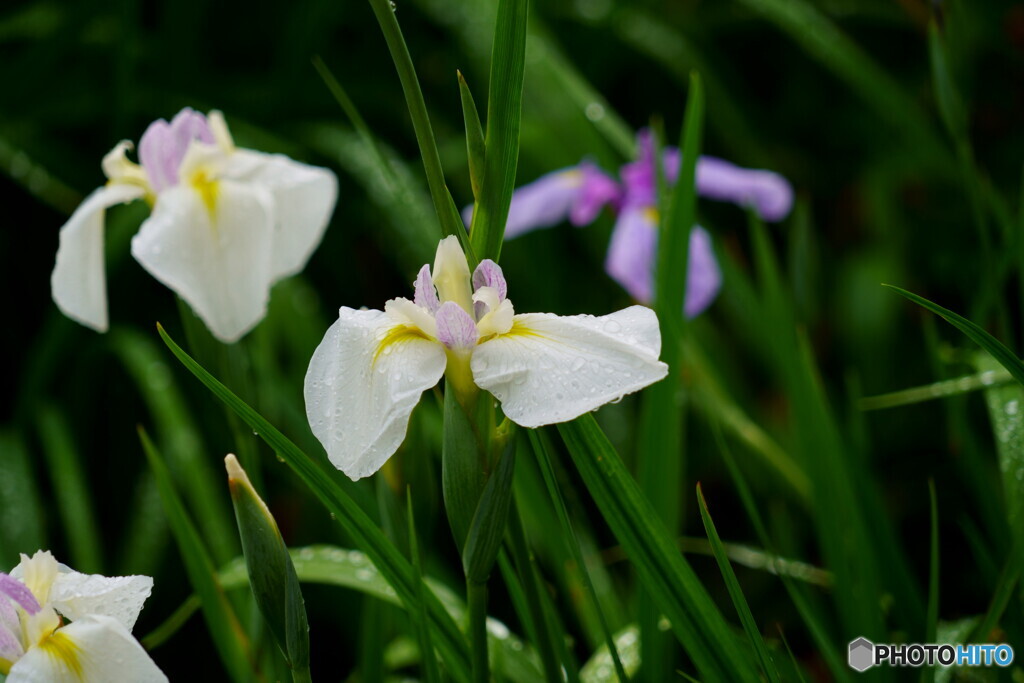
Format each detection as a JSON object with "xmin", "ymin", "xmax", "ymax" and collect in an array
[{"xmin": 848, "ymin": 637, "xmax": 874, "ymax": 672}]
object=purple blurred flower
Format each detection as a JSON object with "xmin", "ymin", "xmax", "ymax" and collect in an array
[{"xmin": 492, "ymin": 129, "xmax": 793, "ymax": 318}]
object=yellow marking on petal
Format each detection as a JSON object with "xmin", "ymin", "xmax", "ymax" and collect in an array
[
  {"xmin": 0, "ymin": 657, "xmax": 13, "ymax": 675},
  {"xmin": 190, "ymin": 169, "xmax": 220, "ymax": 215},
  {"xmin": 372, "ymin": 326, "xmax": 433, "ymax": 368},
  {"xmin": 39, "ymin": 630, "xmax": 83, "ymax": 679},
  {"xmin": 504, "ymin": 320, "xmax": 548, "ymax": 341}
]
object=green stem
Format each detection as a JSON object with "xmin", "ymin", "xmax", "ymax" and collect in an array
[
  {"xmin": 467, "ymin": 578, "xmax": 490, "ymax": 683},
  {"xmin": 365, "ymin": 0, "xmax": 469, "ymax": 249},
  {"xmin": 505, "ymin": 500, "xmax": 564, "ymax": 683},
  {"xmin": 290, "ymin": 667, "xmax": 313, "ymax": 683}
]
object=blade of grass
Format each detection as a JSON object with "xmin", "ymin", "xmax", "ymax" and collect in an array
[
  {"xmin": 636, "ymin": 72, "xmax": 703, "ymax": 682},
  {"xmin": 696, "ymin": 484, "xmax": 781, "ymax": 683},
  {"xmin": 712, "ymin": 422, "xmax": 852, "ymax": 682},
  {"xmin": 35, "ymin": 406, "xmax": 102, "ymax": 573},
  {"xmin": 885, "ymin": 285, "xmax": 1024, "ymax": 386},
  {"xmin": 558, "ymin": 416, "xmax": 759, "ymax": 680},
  {"xmin": 111, "ymin": 328, "xmax": 238, "ymax": 566},
  {"xmin": 529, "ymin": 429, "xmax": 627, "ymax": 682},
  {"xmin": 504, "ymin": 497, "xmax": 566, "ymax": 683},
  {"xmin": 407, "ymin": 492, "xmax": 441, "ymax": 683},
  {"xmin": 142, "ymin": 545, "xmax": 543, "ymax": 682},
  {"xmin": 156, "ymin": 323, "xmax": 472, "ymax": 682},
  {"xmin": 860, "ymin": 367, "xmax": 1013, "ymax": 410},
  {"xmin": 138, "ymin": 427, "xmax": 253, "ymax": 682},
  {"xmin": 458, "ymin": 70, "xmax": 486, "ymax": 201},
  {"xmin": 467, "ymin": 0, "xmax": 528, "ymax": 261},
  {"xmin": 365, "ymin": 0, "xmax": 474, "ymax": 258}
]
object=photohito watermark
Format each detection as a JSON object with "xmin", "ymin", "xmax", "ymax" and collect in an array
[{"xmin": 848, "ymin": 637, "xmax": 1014, "ymax": 672}]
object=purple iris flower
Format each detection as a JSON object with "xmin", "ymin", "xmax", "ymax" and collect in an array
[{"xmin": 488, "ymin": 129, "xmax": 793, "ymax": 318}]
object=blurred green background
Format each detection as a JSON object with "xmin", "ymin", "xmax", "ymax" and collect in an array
[{"xmin": 3, "ymin": 0, "xmax": 1024, "ymax": 679}]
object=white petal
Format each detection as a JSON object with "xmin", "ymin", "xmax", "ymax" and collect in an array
[
  {"xmin": 225, "ymin": 149, "xmax": 337, "ymax": 280},
  {"xmin": 7, "ymin": 615, "xmax": 167, "ymax": 683},
  {"xmin": 471, "ymin": 306, "xmax": 668, "ymax": 427},
  {"xmin": 130, "ymin": 180, "xmax": 275, "ymax": 343},
  {"xmin": 51, "ymin": 184, "xmax": 145, "ymax": 332},
  {"xmin": 304, "ymin": 308, "xmax": 447, "ymax": 480},
  {"xmin": 48, "ymin": 571, "xmax": 153, "ymax": 632}
]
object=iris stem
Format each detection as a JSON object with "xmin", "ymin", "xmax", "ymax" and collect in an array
[{"xmin": 467, "ymin": 578, "xmax": 490, "ymax": 683}]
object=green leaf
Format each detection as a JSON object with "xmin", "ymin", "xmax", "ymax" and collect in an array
[
  {"xmin": 144, "ymin": 546, "xmax": 543, "ymax": 683},
  {"xmin": 225, "ymin": 455, "xmax": 310, "ymax": 680},
  {"xmin": 975, "ymin": 352, "xmax": 1024, "ymax": 550},
  {"xmin": 156, "ymin": 324, "xmax": 472, "ymax": 682},
  {"xmin": 579, "ymin": 625, "xmax": 641, "ymax": 683},
  {"xmin": 365, "ymin": 0, "xmax": 474, "ymax": 258},
  {"xmin": 557, "ymin": 415, "xmax": 759, "ymax": 680},
  {"xmin": 406, "ymin": 492, "xmax": 441, "ymax": 683},
  {"xmin": 138, "ymin": 427, "xmax": 253, "ymax": 682},
  {"xmin": 111, "ymin": 328, "xmax": 238, "ymax": 566},
  {"xmin": 713, "ymin": 423, "xmax": 852, "ymax": 682},
  {"xmin": 467, "ymin": 0, "xmax": 529, "ymax": 261},
  {"xmin": 442, "ymin": 386, "xmax": 486, "ymax": 552},
  {"xmin": 656, "ymin": 72, "xmax": 704, "ymax": 328},
  {"xmin": 696, "ymin": 484, "xmax": 781, "ymax": 683},
  {"xmin": 886, "ymin": 285, "xmax": 1024, "ymax": 386},
  {"xmin": 463, "ymin": 435, "xmax": 516, "ymax": 584},
  {"xmin": 927, "ymin": 21, "xmax": 966, "ymax": 142},
  {"xmin": 458, "ymin": 70, "xmax": 486, "ymax": 201},
  {"xmin": 529, "ymin": 429, "xmax": 627, "ymax": 682},
  {"xmin": 859, "ymin": 367, "xmax": 1014, "ymax": 411},
  {"xmin": 503, "ymin": 501, "xmax": 566, "ymax": 683},
  {"xmin": 35, "ymin": 406, "xmax": 102, "ymax": 573},
  {"xmin": 638, "ymin": 74, "xmax": 703, "ymax": 679}
]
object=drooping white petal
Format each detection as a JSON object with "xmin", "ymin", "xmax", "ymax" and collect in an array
[
  {"xmin": 7, "ymin": 615, "xmax": 167, "ymax": 683},
  {"xmin": 304, "ymin": 308, "xmax": 447, "ymax": 480},
  {"xmin": 472, "ymin": 306, "xmax": 668, "ymax": 427},
  {"xmin": 225, "ymin": 149, "xmax": 337, "ymax": 280},
  {"xmin": 47, "ymin": 571, "xmax": 153, "ymax": 632},
  {"xmin": 51, "ymin": 184, "xmax": 145, "ymax": 332},
  {"xmin": 130, "ymin": 179, "xmax": 275, "ymax": 343}
]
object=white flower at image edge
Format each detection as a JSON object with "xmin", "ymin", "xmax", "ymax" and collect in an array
[
  {"xmin": 0, "ymin": 550, "xmax": 166, "ymax": 682},
  {"xmin": 304, "ymin": 236, "xmax": 669, "ymax": 480},
  {"xmin": 51, "ymin": 107, "xmax": 338, "ymax": 343}
]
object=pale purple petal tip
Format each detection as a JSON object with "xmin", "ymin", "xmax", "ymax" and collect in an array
[
  {"xmin": 435, "ymin": 302, "xmax": 479, "ymax": 351},
  {"xmin": 139, "ymin": 107, "xmax": 215, "ymax": 192},
  {"xmin": 0, "ymin": 573, "xmax": 40, "ymax": 615},
  {"xmin": 605, "ymin": 206, "xmax": 657, "ymax": 304},
  {"xmin": 414, "ymin": 264, "xmax": 440, "ymax": 313},
  {"xmin": 684, "ymin": 225, "xmax": 722, "ymax": 319},
  {"xmin": 696, "ymin": 156, "xmax": 794, "ymax": 222},
  {"xmin": 569, "ymin": 162, "xmax": 621, "ymax": 226},
  {"xmin": 472, "ymin": 260, "xmax": 507, "ymax": 301},
  {"xmin": 504, "ymin": 168, "xmax": 583, "ymax": 239},
  {"xmin": 0, "ymin": 620, "xmax": 22, "ymax": 661}
]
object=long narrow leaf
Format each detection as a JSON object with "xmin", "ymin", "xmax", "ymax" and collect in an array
[
  {"xmin": 156, "ymin": 324, "xmax": 472, "ymax": 682},
  {"xmin": 138, "ymin": 428, "xmax": 253, "ymax": 682},
  {"xmin": 468, "ymin": 0, "xmax": 529, "ymax": 260},
  {"xmin": 696, "ymin": 484, "xmax": 781, "ymax": 683},
  {"xmin": 886, "ymin": 285, "xmax": 1024, "ymax": 386},
  {"xmin": 558, "ymin": 416, "xmax": 758, "ymax": 680}
]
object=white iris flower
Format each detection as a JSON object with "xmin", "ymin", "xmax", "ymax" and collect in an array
[
  {"xmin": 51, "ymin": 107, "xmax": 338, "ymax": 343},
  {"xmin": 0, "ymin": 550, "xmax": 166, "ymax": 682},
  {"xmin": 304, "ymin": 236, "xmax": 669, "ymax": 480}
]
